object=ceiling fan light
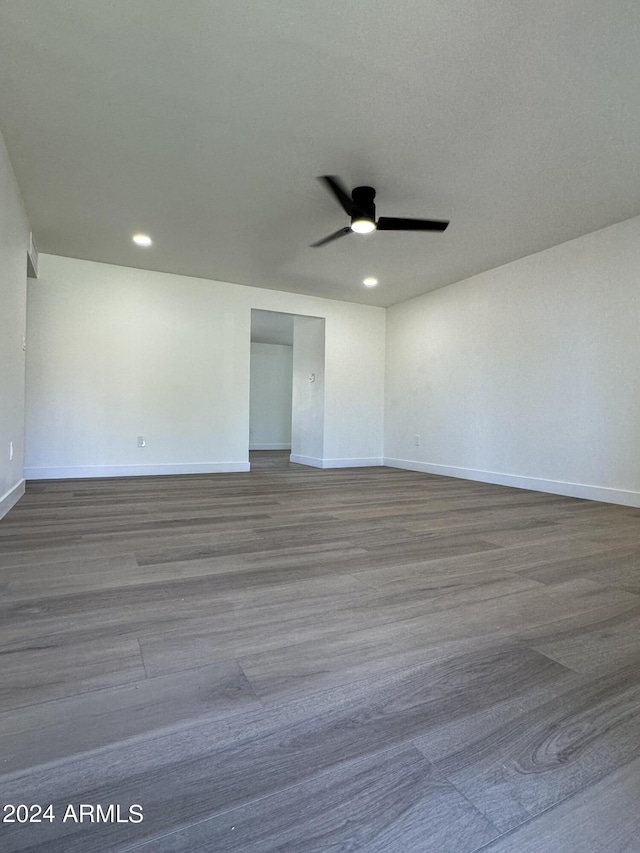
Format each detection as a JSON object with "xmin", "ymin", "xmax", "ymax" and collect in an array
[{"xmin": 351, "ymin": 219, "xmax": 376, "ymax": 234}]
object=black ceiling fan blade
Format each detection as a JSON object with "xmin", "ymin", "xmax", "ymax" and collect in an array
[
  {"xmin": 318, "ymin": 176, "xmax": 363, "ymax": 217},
  {"xmin": 376, "ymin": 216, "xmax": 449, "ymax": 232},
  {"xmin": 310, "ymin": 226, "xmax": 352, "ymax": 248}
]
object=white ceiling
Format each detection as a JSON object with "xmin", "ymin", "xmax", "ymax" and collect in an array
[{"xmin": 1, "ymin": 1, "xmax": 640, "ymax": 308}]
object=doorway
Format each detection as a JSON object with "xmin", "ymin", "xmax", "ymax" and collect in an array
[
  {"xmin": 249, "ymin": 309, "xmax": 326, "ymax": 467},
  {"xmin": 249, "ymin": 311, "xmax": 294, "ymax": 451}
]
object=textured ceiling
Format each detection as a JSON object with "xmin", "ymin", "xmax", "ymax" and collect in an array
[{"xmin": 1, "ymin": 1, "xmax": 640, "ymax": 307}]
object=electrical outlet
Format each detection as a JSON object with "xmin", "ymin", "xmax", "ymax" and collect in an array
[
  {"xmin": 414, "ymin": 434, "xmax": 420, "ymax": 447},
  {"xmin": 137, "ymin": 435, "xmax": 146, "ymax": 448},
  {"xmin": 9, "ymin": 441, "xmax": 14, "ymax": 461}
]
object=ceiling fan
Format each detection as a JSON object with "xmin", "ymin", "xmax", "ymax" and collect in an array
[{"xmin": 311, "ymin": 175, "xmax": 449, "ymax": 247}]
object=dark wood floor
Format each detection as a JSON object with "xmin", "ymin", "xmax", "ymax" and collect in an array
[{"xmin": 2, "ymin": 452, "xmax": 640, "ymax": 852}]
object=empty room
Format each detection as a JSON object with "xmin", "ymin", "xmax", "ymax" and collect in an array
[{"xmin": 2, "ymin": 2, "xmax": 640, "ymax": 851}]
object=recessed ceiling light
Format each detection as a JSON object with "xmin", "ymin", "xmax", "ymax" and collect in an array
[
  {"xmin": 132, "ymin": 233, "xmax": 152, "ymax": 247},
  {"xmin": 351, "ymin": 219, "xmax": 376, "ymax": 234},
  {"xmin": 362, "ymin": 277, "xmax": 378, "ymax": 287}
]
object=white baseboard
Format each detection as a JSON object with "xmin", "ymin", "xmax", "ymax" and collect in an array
[
  {"xmin": 322, "ymin": 457, "xmax": 384, "ymax": 469},
  {"xmin": 384, "ymin": 457, "xmax": 640, "ymax": 508},
  {"xmin": 249, "ymin": 443, "xmax": 291, "ymax": 450},
  {"xmin": 289, "ymin": 454, "xmax": 325, "ymax": 468},
  {"xmin": 0, "ymin": 479, "xmax": 25, "ymax": 519},
  {"xmin": 290, "ymin": 455, "xmax": 383, "ymax": 469},
  {"xmin": 24, "ymin": 462, "xmax": 250, "ymax": 480}
]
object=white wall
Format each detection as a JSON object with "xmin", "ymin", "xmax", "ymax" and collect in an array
[
  {"xmin": 249, "ymin": 343, "xmax": 292, "ymax": 449},
  {"xmin": 291, "ymin": 316, "xmax": 325, "ymax": 465},
  {"xmin": 385, "ymin": 215, "xmax": 640, "ymax": 507},
  {"xmin": 0, "ymin": 130, "xmax": 30, "ymax": 518},
  {"xmin": 25, "ymin": 254, "xmax": 385, "ymax": 477},
  {"xmin": 20, "ymin": 217, "xmax": 640, "ymax": 504}
]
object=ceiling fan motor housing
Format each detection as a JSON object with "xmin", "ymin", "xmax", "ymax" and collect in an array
[{"xmin": 352, "ymin": 186, "xmax": 376, "ymax": 224}]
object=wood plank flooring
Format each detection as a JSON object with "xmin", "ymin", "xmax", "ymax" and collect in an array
[{"xmin": 1, "ymin": 451, "xmax": 640, "ymax": 852}]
